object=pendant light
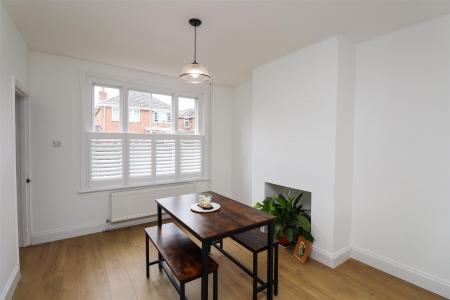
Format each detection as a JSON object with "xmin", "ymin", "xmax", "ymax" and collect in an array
[{"xmin": 179, "ymin": 18, "xmax": 211, "ymax": 83}]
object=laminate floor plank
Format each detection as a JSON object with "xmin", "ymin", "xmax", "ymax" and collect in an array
[{"xmin": 13, "ymin": 222, "xmax": 445, "ymax": 300}]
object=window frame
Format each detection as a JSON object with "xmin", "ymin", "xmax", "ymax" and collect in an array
[{"xmin": 81, "ymin": 73, "xmax": 210, "ymax": 192}]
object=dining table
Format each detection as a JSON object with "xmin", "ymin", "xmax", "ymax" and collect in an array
[{"xmin": 155, "ymin": 191, "xmax": 277, "ymax": 300}]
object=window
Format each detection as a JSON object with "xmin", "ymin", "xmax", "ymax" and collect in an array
[
  {"xmin": 86, "ymin": 80, "xmax": 207, "ymax": 189},
  {"xmin": 151, "ymin": 94, "xmax": 172, "ymax": 133},
  {"xmin": 154, "ymin": 111, "xmax": 170, "ymax": 123},
  {"xmin": 94, "ymin": 85, "xmax": 121, "ymax": 133},
  {"xmin": 111, "ymin": 107, "xmax": 120, "ymax": 122},
  {"xmin": 128, "ymin": 90, "xmax": 149, "ymax": 132},
  {"xmin": 178, "ymin": 97, "xmax": 196, "ymax": 134},
  {"xmin": 129, "ymin": 109, "xmax": 140, "ymax": 123}
]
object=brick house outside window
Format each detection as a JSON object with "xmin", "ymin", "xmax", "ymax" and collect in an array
[{"xmin": 94, "ymin": 90, "xmax": 196, "ymax": 134}]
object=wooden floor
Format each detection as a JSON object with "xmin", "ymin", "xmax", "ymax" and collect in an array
[{"xmin": 14, "ymin": 222, "xmax": 444, "ymax": 300}]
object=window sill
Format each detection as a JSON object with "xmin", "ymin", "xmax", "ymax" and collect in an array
[{"xmin": 78, "ymin": 178, "xmax": 210, "ymax": 194}]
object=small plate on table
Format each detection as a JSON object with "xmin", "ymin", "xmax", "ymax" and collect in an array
[{"xmin": 190, "ymin": 202, "xmax": 221, "ymax": 213}]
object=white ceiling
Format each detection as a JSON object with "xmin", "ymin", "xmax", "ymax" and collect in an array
[{"xmin": 4, "ymin": 0, "xmax": 450, "ymax": 85}]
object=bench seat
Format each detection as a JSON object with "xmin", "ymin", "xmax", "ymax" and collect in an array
[
  {"xmin": 145, "ymin": 223, "xmax": 218, "ymax": 283},
  {"xmin": 231, "ymin": 228, "xmax": 277, "ymax": 252}
]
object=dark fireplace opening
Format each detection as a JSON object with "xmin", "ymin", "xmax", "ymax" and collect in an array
[{"xmin": 265, "ymin": 182, "xmax": 311, "ymax": 211}]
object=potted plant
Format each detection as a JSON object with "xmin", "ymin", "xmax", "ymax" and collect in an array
[{"xmin": 255, "ymin": 191, "xmax": 314, "ymax": 247}]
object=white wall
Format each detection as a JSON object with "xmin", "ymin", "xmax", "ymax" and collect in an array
[
  {"xmin": 28, "ymin": 52, "xmax": 233, "ymax": 243},
  {"xmin": 352, "ymin": 15, "xmax": 450, "ymax": 297},
  {"xmin": 333, "ymin": 37, "xmax": 355, "ymax": 254},
  {"xmin": 231, "ymin": 81, "xmax": 253, "ymax": 205},
  {"xmin": 0, "ymin": 4, "xmax": 28, "ymax": 299},
  {"xmin": 210, "ymin": 84, "xmax": 233, "ymax": 198},
  {"xmin": 252, "ymin": 36, "xmax": 355, "ymax": 265}
]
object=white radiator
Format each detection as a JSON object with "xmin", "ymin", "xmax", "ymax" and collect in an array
[{"xmin": 110, "ymin": 184, "xmax": 196, "ymax": 222}]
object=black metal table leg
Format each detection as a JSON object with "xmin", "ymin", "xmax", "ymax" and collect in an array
[
  {"xmin": 274, "ymin": 243, "xmax": 279, "ymax": 295},
  {"xmin": 146, "ymin": 233, "xmax": 150, "ymax": 278},
  {"xmin": 180, "ymin": 283, "xmax": 185, "ymax": 300},
  {"xmin": 267, "ymin": 223, "xmax": 274, "ymax": 300},
  {"xmin": 157, "ymin": 204, "xmax": 163, "ymax": 270},
  {"xmin": 253, "ymin": 253, "xmax": 258, "ymax": 300},
  {"xmin": 157, "ymin": 204, "xmax": 162, "ymax": 227},
  {"xmin": 201, "ymin": 241, "xmax": 210, "ymax": 300},
  {"xmin": 213, "ymin": 269, "xmax": 218, "ymax": 300}
]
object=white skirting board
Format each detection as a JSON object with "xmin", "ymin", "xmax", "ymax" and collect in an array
[
  {"xmin": 31, "ymin": 222, "xmax": 106, "ymax": 245},
  {"xmin": 0, "ymin": 265, "xmax": 20, "ymax": 300},
  {"xmin": 311, "ymin": 245, "xmax": 449, "ymax": 298},
  {"xmin": 311, "ymin": 245, "xmax": 352, "ymax": 268},
  {"xmin": 351, "ymin": 246, "xmax": 450, "ymax": 299},
  {"xmin": 30, "ymin": 214, "xmax": 171, "ymax": 245}
]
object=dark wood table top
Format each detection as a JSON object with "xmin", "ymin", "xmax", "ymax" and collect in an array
[{"xmin": 155, "ymin": 191, "xmax": 276, "ymax": 241}]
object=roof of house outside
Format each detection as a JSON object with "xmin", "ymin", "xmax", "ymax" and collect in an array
[
  {"xmin": 100, "ymin": 91, "xmax": 194, "ymax": 118},
  {"xmin": 179, "ymin": 108, "xmax": 195, "ymax": 118}
]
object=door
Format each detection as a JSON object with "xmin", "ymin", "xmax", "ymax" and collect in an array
[
  {"xmin": 15, "ymin": 86, "xmax": 31, "ymax": 247},
  {"xmin": 15, "ymin": 94, "xmax": 23, "ymax": 246}
]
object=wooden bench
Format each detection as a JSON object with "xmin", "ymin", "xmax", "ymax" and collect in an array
[
  {"xmin": 145, "ymin": 223, "xmax": 219, "ymax": 300},
  {"xmin": 213, "ymin": 228, "xmax": 278, "ymax": 300}
]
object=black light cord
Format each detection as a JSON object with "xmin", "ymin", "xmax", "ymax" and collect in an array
[{"xmin": 193, "ymin": 26, "xmax": 197, "ymax": 64}]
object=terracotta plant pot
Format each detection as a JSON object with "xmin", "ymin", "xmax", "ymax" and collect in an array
[{"xmin": 278, "ymin": 235, "xmax": 290, "ymax": 247}]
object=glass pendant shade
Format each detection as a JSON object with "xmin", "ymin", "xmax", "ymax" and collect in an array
[{"xmin": 179, "ymin": 62, "xmax": 210, "ymax": 84}]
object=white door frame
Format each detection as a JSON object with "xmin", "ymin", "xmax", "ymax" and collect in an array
[{"xmin": 14, "ymin": 78, "xmax": 31, "ymax": 247}]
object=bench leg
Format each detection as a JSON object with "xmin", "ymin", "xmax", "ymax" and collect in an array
[
  {"xmin": 253, "ymin": 253, "xmax": 258, "ymax": 300},
  {"xmin": 180, "ymin": 282, "xmax": 185, "ymax": 300},
  {"xmin": 274, "ymin": 243, "xmax": 279, "ymax": 296},
  {"xmin": 213, "ymin": 270, "xmax": 218, "ymax": 300},
  {"xmin": 145, "ymin": 233, "xmax": 149, "ymax": 278},
  {"xmin": 158, "ymin": 252, "xmax": 163, "ymax": 270}
]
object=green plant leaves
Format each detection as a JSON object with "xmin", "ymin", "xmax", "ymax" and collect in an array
[
  {"xmin": 254, "ymin": 191, "xmax": 315, "ymax": 245},
  {"xmin": 285, "ymin": 227, "xmax": 294, "ymax": 243},
  {"xmin": 302, "ymin": 231, "xmax": 315, "ymax": 242},
  {"xmin": 296, "ymin": 215, "xmax": 311, "ymax": 232},
  {"xmin": 274, "ymin": 223, "xmax": 281, "ymax": 238}
]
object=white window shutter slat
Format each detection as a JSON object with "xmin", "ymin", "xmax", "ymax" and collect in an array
[
  {"xmin": 179, "ymin": 138, "xmax": 202, "ymax": 178},
  {"xmin": 90, "ymin": 136, "xmax": 123, "ymax": 182},
  {"xmin": 128, "ymin": 138, "xmax": 152, "ymax": 179},
  {"xmin": 155, "ymin": 139, "xmax": 176, "ymax": 177}
]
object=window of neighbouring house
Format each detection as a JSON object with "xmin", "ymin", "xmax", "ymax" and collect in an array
[
  {"xmin": 151, "ymin": 94, "xmax": 172, "ymax": 134},
  {"xmin": 154, "ymin": 111, "xmax": 170, "ymax": 123},
  {"xmin": 94, "ymin": 85, "xmax": 121, "ymax": 133},
  {"xmin": 129, "ymin": 109, "xmax": 140, "ymax": 122},
  {"xmin": 178, "ymin": 97, "xmax": 196, "ymax": 134},
  {"xmin": 111, "ymin": 107, "xmax": 120, "ymax": 122},
  {"xmin": 85, "ymin": 78, "xmax": 207, "ymax": 189},
  {"xmin": 128, "ymin": 90, "xmax": 149, "ymax": 133}
]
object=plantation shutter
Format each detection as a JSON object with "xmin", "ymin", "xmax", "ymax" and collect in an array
[
  {"xmin": 128, "ymin": 135, "xmax": 152, "ymax": 181},
  {"xmin": 155, "ymin": 137, "xmax": 176, "ymax": 178},
  {"xmin": 89, "ymin": 133, "xmax": 124, "ymax": 185},
  {"xmin": 179, "ymin": 137, "xmax": 202, "ymax": 179}
]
